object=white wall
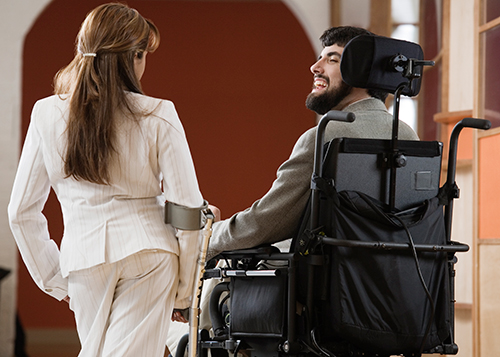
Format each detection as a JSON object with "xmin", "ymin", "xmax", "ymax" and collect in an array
[
  {"xmin": 340, "ymin": 0, "xmax": 371, "ymax": 29},
  {"xmin": 0, "ymin": 1, "xmax": 52, "ymax": 355},
  {"xmin": 284, "ymin": 0, "xmax": 331, "ymax": 55},
  {"xmin": 284, "ymin": 0, "xmax": 372, "ymax": 56},
  {"xmin": 448, "ymin": 0, "xmax": 474, "ymax": 112}
]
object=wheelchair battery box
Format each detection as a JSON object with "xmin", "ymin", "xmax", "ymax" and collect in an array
[{"xmin": 229, "ymin": 269, "xmax": 287, "ymax": 338}]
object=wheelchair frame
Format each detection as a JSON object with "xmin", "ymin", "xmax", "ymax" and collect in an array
[{"xmin": 174, "ymin": 34, "xmax": 491, "ymax": 357}]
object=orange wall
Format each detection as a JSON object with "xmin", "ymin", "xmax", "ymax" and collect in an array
[
  {"xmin": 20, "ymin": 0, "xmax": 315, "ymax": 328},
  {"xmin": 478, "ymin": 133, "xmax": 500, "ymax": 239}
]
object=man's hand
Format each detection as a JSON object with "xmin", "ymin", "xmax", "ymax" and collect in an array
[{"xmin": 208, "ymin": 205, "xmax": 221, "ymax": 221}]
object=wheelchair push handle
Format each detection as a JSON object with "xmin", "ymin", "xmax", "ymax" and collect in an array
[
  {"xmin": 460, "ymin": 117, "xmax": 491, "ymax": 130},
  {"xmin": 322, "ymin": 110, "xmax": 356, "ymax": 123},
  {"xmin": 448, "ymin": 117, "xmax": 491, "ymax": 182},
  {"xmin": 314, "ymin": 111, "xmax": 356, "ymax": 177},
  {"xmin": 446, "ymin": 117, "xmax": 490, "ymax": 191},
  {"xmin": 443, "ymin": 117, "xmax": 490, "ymax": 242},
  {"xmin": 310, "ymin": 111, "xmax": 356, "ymax": 235}
]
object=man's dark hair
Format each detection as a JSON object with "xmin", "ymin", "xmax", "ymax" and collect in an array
[{"xmin": 320, "ymin": 26, "xmax": 389, "ymax": 103}]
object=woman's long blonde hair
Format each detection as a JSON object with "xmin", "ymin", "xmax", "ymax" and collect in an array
[{"xmin": 54, "ymin": 3, "xmax": 159, "ymax": 184}]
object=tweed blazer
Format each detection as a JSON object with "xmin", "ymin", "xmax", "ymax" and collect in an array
[
  {"xmin": 8, "ymin": 93, "xmax": 203, "ymax": 308},
  {"xmin": 207, "ymin": 98, "xmax": 419, "ymax": 259}
]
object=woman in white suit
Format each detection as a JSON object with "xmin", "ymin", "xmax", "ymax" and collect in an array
[{"xmin": 8, "ymin": 3, "xmax": 207, "ymax": 356}]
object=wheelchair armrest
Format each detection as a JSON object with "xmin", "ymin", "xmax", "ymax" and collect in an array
[
  {"xmin": 205, "ymin": 245, "xmax": 297, "ymax": 279},
  {"xmin": 215, "ymin": 244, "xmax": 282, "ymax": 259}
]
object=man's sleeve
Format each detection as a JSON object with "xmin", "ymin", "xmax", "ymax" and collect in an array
[{"xmin": 207, "ymin": 128, "xmax": 317, "ymax": 259}]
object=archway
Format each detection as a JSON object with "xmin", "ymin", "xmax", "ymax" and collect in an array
[{"xmin": 20, "ymin": 0, "xmax": 316, "ymax": 330}]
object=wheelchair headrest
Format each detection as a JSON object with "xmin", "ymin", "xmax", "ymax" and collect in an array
[{"xmin": 340, "ymin": 35, "xmax": 431, "ymax": 97}]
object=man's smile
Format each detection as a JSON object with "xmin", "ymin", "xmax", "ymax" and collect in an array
[{"xmin": 312, "ymin": 76, "xmax": 328, "ymax": 92}]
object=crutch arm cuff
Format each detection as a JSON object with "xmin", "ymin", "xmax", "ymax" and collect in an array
[{"xmin": 164, "ymin": 200, "xmax": 209, "ymax": 230}]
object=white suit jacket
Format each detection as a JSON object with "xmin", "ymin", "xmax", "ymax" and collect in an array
[{"xmin": 8, "ymin": 93, "xmax": 203, "ymax": 308}]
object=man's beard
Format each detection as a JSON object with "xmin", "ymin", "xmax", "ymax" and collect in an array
[{"xmin": 305, "ymin": 80, "xmax": 353, "ymax": 115}]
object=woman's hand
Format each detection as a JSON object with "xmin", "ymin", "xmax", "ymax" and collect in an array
[{"xmin": 171, "ymin": 308, "xmax": 189, "ymax": 323}]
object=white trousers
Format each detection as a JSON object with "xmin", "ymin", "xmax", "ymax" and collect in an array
[
  {"xmin": 68, "ymin": 249, "xmax": 178, "ymax": 357},
  {"xmin": 166, "ymin": 270, "xmax": 220, "ymax": 355}
]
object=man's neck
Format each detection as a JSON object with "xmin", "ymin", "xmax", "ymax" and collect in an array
[{"xmin": 334, "ymin": 89, "xmax": 372, "ymax": 111}]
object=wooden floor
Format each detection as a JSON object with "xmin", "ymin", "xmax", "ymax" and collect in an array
[
  {"xmin": 22, "ymin": 329, "xmax": 436, "ymax": 357},
  {"xmin": 24, "ymin": 329, "xmax": 80, "ymax": 357},
  {"xmin": 26, "ymin": 344, "xmax": 80, "ymax": 357},
  {"xmin": 23, "ymin": 328, "xmax": 170, "ymax": 356}
]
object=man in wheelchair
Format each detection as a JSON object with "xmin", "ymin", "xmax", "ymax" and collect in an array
[
  {"xmin": 170, "ymin": 25, "xmax": 489, "ymax": 357},
  {"xmin": 206, "ymin": 26, "xmax": 418, "ymax": 260}
]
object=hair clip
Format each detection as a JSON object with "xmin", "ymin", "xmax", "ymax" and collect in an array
[{"xmin": 82, "ymin": 53, "xmax": 97, "ymax": 57}]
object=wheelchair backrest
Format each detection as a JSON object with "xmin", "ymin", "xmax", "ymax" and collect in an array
[{"xmin": 323, "ymin": 137, "xmax": 442, "ymax": 210}]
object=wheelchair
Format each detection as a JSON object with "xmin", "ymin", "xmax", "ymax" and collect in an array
[{"xmin": 174, "ymin": 35, "xmax": 491, "ymax": 357}]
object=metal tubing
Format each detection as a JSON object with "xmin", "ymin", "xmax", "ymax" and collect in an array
[
  {"xmin": 389, "ymin": 84, "xmax": 406, "ymax": 210},
  {"xmin": 444, "ymin": 118, "xmax": 490, "ymax": 241},
  {"xmin": 321, "ymin": 237, "xmax": 469, "ymax": 253},
  {"xmin": 209, "ymin": 282, "xmax": 230, "ymax": 337},
  {"xmin": 189, "ymin": 213, "xmax": 214, "ymax": 357},
  {"xmin": 286, "ymin": 255, "xmax": 298, "ymax": 344},
  {"xmin": 311, "ymin": 111, "xmax": 355, "ymax": 230}
]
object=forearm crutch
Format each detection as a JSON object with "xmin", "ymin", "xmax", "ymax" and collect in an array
[
  {"xmin": 188, "ymin": 207, "xmax": 214, "ymax": 357},
  {"xmin": 165, "ymin": 200, "xmax": 214, "ymax": 357}
]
